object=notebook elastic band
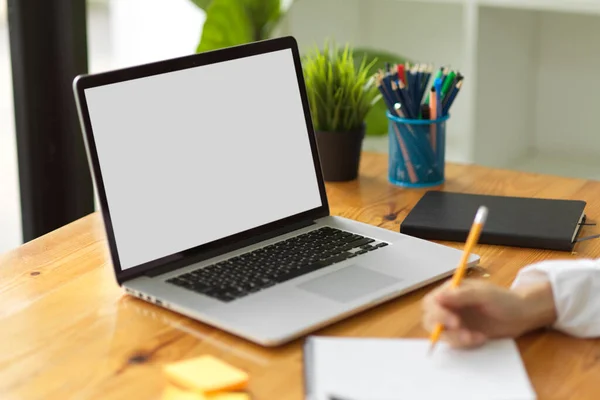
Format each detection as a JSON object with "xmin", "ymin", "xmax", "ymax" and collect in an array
[{"xmin": 575, "ymin": 233, "xmax": 600, "ymax": 243}]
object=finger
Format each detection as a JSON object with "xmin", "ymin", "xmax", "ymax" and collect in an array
[
  {"xmin": 440, "ymin": 330, "xmax": 464, "ymax": 348},
  {"xmin": 424, "ymin": 279, "xmax": 465, "ymax": 309},
  {"xmin": 422, "ymin": 304, "xmax": 461, "ymax": 332},
  {"xmin": 436, "ymin": 282, "xmax": 489, "ymax": 309},
  {"xmin": 443, "ymin": 329, "xmax": 488, "ymax": 348},
  {"xmin": 470, "ymin": 331, "xmax": 488, "ymax": 347}
]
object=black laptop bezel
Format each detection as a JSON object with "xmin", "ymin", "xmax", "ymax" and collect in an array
[{"xmin": 73, "ymin": 36, "xmax": 330, "ymax": 285}]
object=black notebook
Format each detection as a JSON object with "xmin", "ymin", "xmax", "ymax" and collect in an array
[{"xmin": 400, "ymin": 191, "xmax": 587, "ymax": 251}]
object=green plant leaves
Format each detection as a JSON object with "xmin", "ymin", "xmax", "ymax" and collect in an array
[
  {"xmin": 196, "ymin": 0, "xmax": 283, "ymax": 53},
  {"xmin": 352, "ymin": 48, "xmax": 409, "ymax": 136},
  {"xmin": 196, "ymin": 0, "xmax": 255, "ymax": 52},
  {"xmin": 303, "ymin": 41, "xmax": 380, "ymax": 133},
  {"xmin": 247, "ymin": 0, "xmax": 281, "ymax": 39}
]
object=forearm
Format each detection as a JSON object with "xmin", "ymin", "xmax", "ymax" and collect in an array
[
  {"xmin": 512, "ymin": 258, "xmax": 600, "ymax": 338},
  {"xmin": 513, "ymin": 281, "xmax": 557, "ymax": 334}
]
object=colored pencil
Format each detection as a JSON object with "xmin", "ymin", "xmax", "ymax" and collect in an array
[
  {"xmin": 434, "ymin": 78, "xmax": 442, "ymax": 119},
  {"xmin": 425, "ymin": 67, "xmax": 444, "ymax": 104},
  {"xmin": 429, "ymin": 87, "xmax": 437, "ymax": 153},
  {"xmin": 442, "ymin": 80, "xmax": 463, "ymax": 116},
  {"xmin": 398, "ymin": 80, "xmax": 416, "ymax": 120},
  {"xmin": 441, "ymin": 70, "xmax": 457, "ymax": 98},
  {"xmin": 375, "ymin": 76, "xmax": 418, "ymax": 183},
  {"xmin": 397, "ymin": 63, "xmax": 406, "ymax": 84}
]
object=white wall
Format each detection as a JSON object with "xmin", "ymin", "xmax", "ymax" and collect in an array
[
  {"xmin": 534, "ymin": 11, "xmax": 600, "ymax": 158},
  {"xmin": 473, "ymin": 7, "xmax": 539, "ymax": 167},
  {"xmin": 285, "ymin": 0, "xmax": 368, "ymax": 49}
]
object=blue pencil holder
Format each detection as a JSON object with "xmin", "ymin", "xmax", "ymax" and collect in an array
[{"xmin": 387, "ymin": 111, "xmax": 450, "ymax": 188}]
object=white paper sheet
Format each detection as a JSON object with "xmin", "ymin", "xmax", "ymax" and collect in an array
[{"xmin": 304, "ymin": 337, "xmax": 536, "ymax": 400}]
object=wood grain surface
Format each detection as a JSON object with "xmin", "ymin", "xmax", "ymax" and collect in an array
[{"xmin": 1, "ymin": 152, "xmax": 599, "ymax": 400}]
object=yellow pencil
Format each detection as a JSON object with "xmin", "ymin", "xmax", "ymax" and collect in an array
[{"xmin": 428, "ymin": 205, "xmax": 488, "ymax": 355}]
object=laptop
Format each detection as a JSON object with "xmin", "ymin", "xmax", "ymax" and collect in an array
[{"xmin": 73, "ymin": 36, "xmax": 479, "ymax": 346}]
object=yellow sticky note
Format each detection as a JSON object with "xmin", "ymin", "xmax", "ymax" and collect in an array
[
  {"xmin": 206, "ymin": 393, "xmax": 250, "ymax": 400},
  {"xmin": 164, "ymin": 355, "xmax": 249, "ymax": 394},
  {"xmin": 161, "ymin": 385, "xmax": 206, "ymax": 400}
]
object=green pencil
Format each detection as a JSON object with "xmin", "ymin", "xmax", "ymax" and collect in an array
[{"xmin": 441, "ymin": 70, "xmax": 457, "ymax": 98}]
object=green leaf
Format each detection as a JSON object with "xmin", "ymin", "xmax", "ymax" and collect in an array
[
  {"xmin": 196, "ymin": 0, "xmax": 283, "ymax": 53},
  {"xmin": 303, "ymin": 40, "xmax": 383, "ymax": 133},
  {"xmin": 189, "ymin": 0, "xmax": 213, "ymax": 11},
  {"xmin": 196, "ymin": 0, "xmax": 255, "ymax": 52},
  {"xmin": 352, "ymin": 48, "xmax": 409, "ymax": 136},
  {"xmin": 246, "ymin": 0, "xmax": 281, "ymax": 39}
]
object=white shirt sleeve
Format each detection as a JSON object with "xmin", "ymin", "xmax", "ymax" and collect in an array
[{"xmin": 511, "ymin": 258, "xmax": 600, "ymax": 338}]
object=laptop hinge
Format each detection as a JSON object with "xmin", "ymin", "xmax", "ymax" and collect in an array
[{"xmin": 144, "ymin": 218, "xmax": 317, "ymax": 278}]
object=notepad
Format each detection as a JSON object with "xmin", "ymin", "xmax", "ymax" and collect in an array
[
  {"xmin": 163, "ymin": 355, "xmax": 249, "ymax": 394},
  {"xmin": 303, "ymin": 337, "xmax": 536, "ymax": 400}
]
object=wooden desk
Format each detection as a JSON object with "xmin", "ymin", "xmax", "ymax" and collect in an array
[{"xmin": 2, "ymin": 152, "xmax": 600, "ymax": 400}]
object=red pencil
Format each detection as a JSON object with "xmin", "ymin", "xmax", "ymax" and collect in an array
[{"xmin": 397, "ymin": 64, "xmax": 406, "ymax": 85}]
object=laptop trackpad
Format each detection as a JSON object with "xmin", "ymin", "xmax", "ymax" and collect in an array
[{"xmin": 297, "ymin": 265, "xmax": 400, "ymax": 303}]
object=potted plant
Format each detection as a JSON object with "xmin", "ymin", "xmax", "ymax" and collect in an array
[{"xmin": 302, "ymin": 40, "xmax": 380, "ymax": 181}]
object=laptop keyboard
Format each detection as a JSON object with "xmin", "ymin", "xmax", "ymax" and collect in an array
[{"xmin": 165, "ymin": 226, "xmax": 388, "ymax": 302}]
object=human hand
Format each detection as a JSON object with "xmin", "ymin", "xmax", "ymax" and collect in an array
[{"xmin": 422, "ymin": 278, "xmax": 556, "ymax": 348}]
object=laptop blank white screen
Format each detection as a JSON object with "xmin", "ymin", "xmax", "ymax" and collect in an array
[{"xmin": 84, "ymin": 49, "xmax": 322, "ymax": 270}]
